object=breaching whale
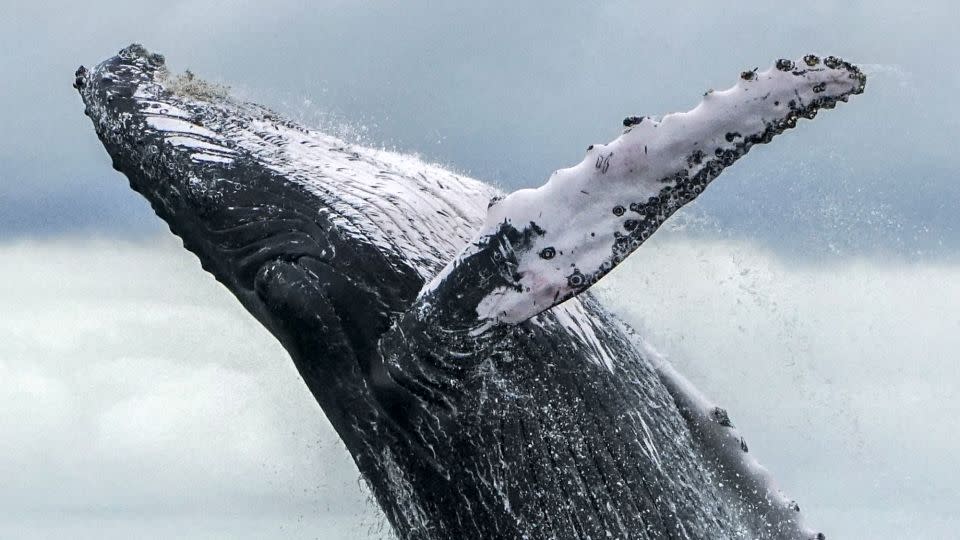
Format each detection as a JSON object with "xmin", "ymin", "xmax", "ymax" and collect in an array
[{"xmin": 74, "ymin": 45, "xmax": 864, "ymax": 539}]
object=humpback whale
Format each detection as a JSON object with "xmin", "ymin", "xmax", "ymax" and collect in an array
[{"xmin": 74, "ymin": 45, "xmax": 864, "ymax": 539}]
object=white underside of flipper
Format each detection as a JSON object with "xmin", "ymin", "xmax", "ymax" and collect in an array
[{"xmin": 420, "ymin": 56, "xmax": 865, "ymax": 329}]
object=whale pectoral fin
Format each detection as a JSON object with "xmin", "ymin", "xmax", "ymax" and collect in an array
[{"xmin": 416, "ymin": 55, "xmax": 866, "ymax": 332}]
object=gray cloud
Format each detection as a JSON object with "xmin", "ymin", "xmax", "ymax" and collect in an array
[{"xmin": 1, "ymin": 1, "xmax": 958, "ymax": 256}]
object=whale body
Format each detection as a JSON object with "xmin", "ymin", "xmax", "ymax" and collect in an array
[{"xmin": 75, "ymin": 45, "xmax": 863, "ymax": 539}]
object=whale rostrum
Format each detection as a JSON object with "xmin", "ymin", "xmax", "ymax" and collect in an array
[{"xmin": 75, "ymin": 44, "xmax": 863, "ymax": 539}]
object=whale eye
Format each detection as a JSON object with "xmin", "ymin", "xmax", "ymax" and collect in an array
[
  {"xmin": 612, "ymin": 205, "xmax": 625, "ymax": 216},
  {"xmin": 567, "ymin": 271, "xmax": 585, "ymax": 288},
  {"xmin": 539, "ymin": 247, "xmax": 556, "ymax": 260}
]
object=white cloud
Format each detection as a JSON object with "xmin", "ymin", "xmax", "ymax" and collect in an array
[
  {"xmin": 2, "ymin": 234, "xmax": 957, "ymax": 539},
  {"xmin": 0, "ymin": 236, "xmax": 385, "ymax": 539},
  {"xmin": 597, "ymin": 231, "xmax": 960, "ymax": 540}
]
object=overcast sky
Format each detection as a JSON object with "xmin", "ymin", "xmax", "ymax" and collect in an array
[{"xmin": 1, "ymin": 1, "xmax": 958, "ymax": 539}]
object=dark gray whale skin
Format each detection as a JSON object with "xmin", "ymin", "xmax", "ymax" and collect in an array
[{"xmin": 73, "ymin": 45, "xmax": 853, "ymax": 540}]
